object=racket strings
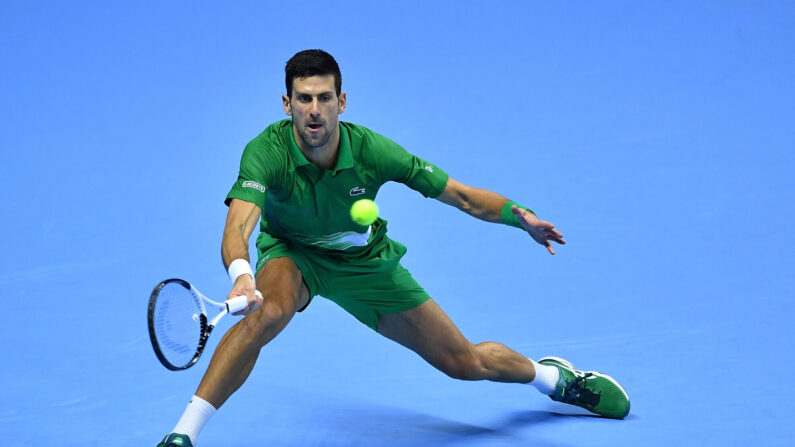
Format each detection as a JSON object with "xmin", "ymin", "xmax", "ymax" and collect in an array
[{"xmin": 152, "ymin": 282, "xmax": 205, "ymax": 368}]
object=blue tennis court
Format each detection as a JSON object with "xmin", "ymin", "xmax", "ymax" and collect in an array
[{"xmin": 2, "ymin": 2, "xmax": 793, "ymax": 446}]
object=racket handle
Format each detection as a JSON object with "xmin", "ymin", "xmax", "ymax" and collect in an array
[
  {"xmin": 225, "ymin": 290, "xmax": 262, "ymax": 314},
  {"xmin": 226, "ymin": 295, "xmax": 249, "ymax": 313}
]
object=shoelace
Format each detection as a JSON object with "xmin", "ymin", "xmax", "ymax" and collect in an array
[{"xmin": 562, "ymin": 372, "xmax": 601, "ymax": 408}]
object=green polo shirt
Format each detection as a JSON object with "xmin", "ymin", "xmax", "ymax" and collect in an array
[{"xmin": 226, "ymin": 119, "xmax": 449, "ymax": 254}]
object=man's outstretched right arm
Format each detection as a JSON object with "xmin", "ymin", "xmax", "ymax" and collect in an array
[{"xmin": 222, "ymin": 199, "xmax": 264, "ymax": 315}]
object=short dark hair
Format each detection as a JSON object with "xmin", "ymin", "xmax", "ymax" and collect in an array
[{"xmin": 285, "ymin": 49, "xmax": 342, "ymax": 98}]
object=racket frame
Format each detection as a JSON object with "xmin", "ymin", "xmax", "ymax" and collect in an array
[{"xmin": 147, "ymin": 278, "xmax": 236, "ymax": 371}]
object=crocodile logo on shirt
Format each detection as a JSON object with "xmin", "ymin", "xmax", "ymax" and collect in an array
[
  {"xmin": 349, "ymin": 187, "xmax": 366, "ymax": 196},
  {"xmin": 425, "ymin": 166, "xmax": 434, "ymax": 173}
]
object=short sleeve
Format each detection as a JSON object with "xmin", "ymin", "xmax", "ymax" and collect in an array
[
  {"xmin": 368, "ymin": 133, "xmax": 449, "ymax": 198},
  {"xmin": 225, "ymin": 139, "xmax": 276, "ymax": 209}
]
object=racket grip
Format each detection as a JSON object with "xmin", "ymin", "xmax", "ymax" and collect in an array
[
  {"xmin": 226, "ymin": 295, "xmax": 250, "ymax": 313},
  {"xmin": 225, "ymin": 290, "xmax": 262, "ymax": 314}
]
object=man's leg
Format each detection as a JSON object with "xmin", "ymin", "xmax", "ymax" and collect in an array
[
  {"xmin": 195, "ymin": 256, "xmax": 310, "ymax": 407},
  {"xmin": 377, "ymin": 298, "xmax": 536, "ymax": 383},
  {"xmin": 377, "ymin": 298, "xmax": 630, "ymax": 419},
  {"xmin": 161, "ymin": 257, "xmax": 310, "ymax": 447}
]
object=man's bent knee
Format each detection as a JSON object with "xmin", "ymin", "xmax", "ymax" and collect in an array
[{"xmin": 241, "ymin": 300, "xmax": 292, "ymax": 346}]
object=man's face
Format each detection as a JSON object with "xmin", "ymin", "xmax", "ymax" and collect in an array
[{"xmin": 283, "ymin": 75, "xmax": 346, "ymax": 150}]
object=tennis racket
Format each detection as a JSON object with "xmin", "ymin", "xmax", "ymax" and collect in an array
[{"xmin": 147, "ymin": 278, "xmax": 258, "ymax": 371}]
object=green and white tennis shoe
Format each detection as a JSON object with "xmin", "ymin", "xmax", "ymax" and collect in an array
[
  {"xmin": 157, "ymin": 433, "xmax": 193, "ymax": 447},
  {"xmin": 538, "ymin": 356, "xmax": 630, "ymax": 419}
]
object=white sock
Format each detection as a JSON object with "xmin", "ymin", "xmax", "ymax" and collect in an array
[
  {"xmin": 529, "ymin": 359, "xmax": 560, "ymax": 395},
  {"xmin": 172, "ymin": 395, "xmax": 217, "ymax": 444}
]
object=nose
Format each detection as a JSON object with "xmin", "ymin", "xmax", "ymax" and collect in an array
[{"xmin": 310, "ymin": 98, "xmax": 320, "ymax": 116}]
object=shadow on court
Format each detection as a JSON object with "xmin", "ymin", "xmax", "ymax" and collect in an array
[{"xmin": 215, "ymin": 404, "xmax": 581, "ymax": 447}]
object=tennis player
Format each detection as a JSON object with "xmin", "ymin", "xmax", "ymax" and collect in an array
[{"xmin": 157, "ymin": 49, "xmax": 629, "ymax": 447}]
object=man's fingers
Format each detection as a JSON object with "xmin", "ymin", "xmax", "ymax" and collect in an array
[
  {"xmin": 242, "ymin": 290, "xmax": 264, "ymax": 316},
  {"xmin": 231, "ymin": 289, "xmax": 263, "ymax": 316},
  {"xmin": 511, "ymin": 205, "xmax": 565, "ymax": 253}
]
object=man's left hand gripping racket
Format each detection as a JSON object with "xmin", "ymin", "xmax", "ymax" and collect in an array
[{"xmin": 147, "ymin": 278, "xmax": 259, "ymax": 371}]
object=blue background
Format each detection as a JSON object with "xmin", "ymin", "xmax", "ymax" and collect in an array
[{"xmin": 1, "ymin": 1, "xmax": 793, "ymax": 445}]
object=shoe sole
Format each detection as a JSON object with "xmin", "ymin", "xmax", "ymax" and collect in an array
[{"xmin": 538, "ymin": 356, "xmax": 631, "ymax": 419}]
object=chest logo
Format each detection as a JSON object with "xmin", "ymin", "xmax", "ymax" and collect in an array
[{"xmin": 350, "ymin": 187, "xmax": 366, "ymax": 196}]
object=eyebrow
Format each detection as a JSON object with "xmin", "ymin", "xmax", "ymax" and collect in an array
[{"xmin": 295, "ymin": 90, "xmax": 334, "ymax": 97}]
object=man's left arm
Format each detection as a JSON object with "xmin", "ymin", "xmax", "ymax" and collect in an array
[{"xmin": 435, "ymin": 177, "xmax": 566, "ymax": 255}]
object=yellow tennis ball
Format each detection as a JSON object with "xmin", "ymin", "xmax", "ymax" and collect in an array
[{"xmin": 350, "ymin": 199, "xmax": 379, "ymax": 225}]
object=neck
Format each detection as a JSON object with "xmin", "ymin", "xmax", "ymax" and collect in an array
[{"xmin": 293, "ymin": 124, "xmax": 340, "ymax": 171}]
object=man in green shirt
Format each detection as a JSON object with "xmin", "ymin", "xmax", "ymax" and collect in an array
[{"xmin": 158, "ymin": 50, "xmax": 630, "ymax": 447}]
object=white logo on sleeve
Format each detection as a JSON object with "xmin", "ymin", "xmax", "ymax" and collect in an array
[
  {"xmin": 242, "ymin": 181, "xmax": 266, "ymax": 193},
  {"xmin": 350, "ymin": 187, "xmax": 366, "ymax": 196},
  {"xmin": 425, "ymin": 166, "xmax": 434, "ymax": 173}
]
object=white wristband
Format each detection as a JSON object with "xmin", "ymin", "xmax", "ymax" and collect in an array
[{"xmin": 227, "ymin": 259, "xmax": 254, "ymax": 284}]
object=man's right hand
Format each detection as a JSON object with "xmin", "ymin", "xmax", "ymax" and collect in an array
[{"xmin": 227, "ymin": 274, "xmax": 263, "ymax": 316}]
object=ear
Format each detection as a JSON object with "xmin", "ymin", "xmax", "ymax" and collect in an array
[
  {"xmin": 282, "ymin": 94, "xmax": 292, "ymax": 116},
  {"xmin": 337, "ymin": 91, "xmax": 347, "ymax": 114}
]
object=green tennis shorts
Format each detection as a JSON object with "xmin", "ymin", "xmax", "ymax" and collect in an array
[{"xmin": 255, "ymin": 232, "xmax": 430, "ymax": 331}]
